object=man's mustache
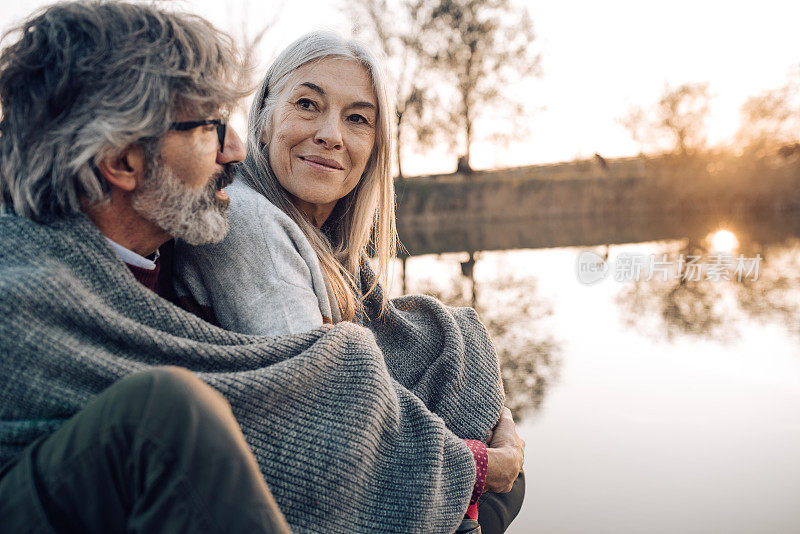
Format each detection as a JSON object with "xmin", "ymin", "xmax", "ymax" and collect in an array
[{"xmin": 211, "ymin": 163, "xmax": 237, "ymax": 191}]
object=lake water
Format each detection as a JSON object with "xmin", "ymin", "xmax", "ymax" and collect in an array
[{"xmin": 392, "ymin": 212, "xmax": 800, "ymax": 534}]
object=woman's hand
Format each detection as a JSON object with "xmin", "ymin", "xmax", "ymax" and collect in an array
[{"xmin": 484, "ymin": 407, "xmax": 525, "ymax": 493}]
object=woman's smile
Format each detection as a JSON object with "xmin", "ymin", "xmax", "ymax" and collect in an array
[{"xmin": 298, "ymin": 154, "xmax": 344, "ymax": 171}]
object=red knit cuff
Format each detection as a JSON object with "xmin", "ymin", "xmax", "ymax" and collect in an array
[{"xmin": 464, "ymin": 439, "xmax": 488, "ymax": 505}]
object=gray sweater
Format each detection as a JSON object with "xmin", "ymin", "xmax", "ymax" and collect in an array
[
  {"xmin": 0, "ymin": 210, "xmax": 504, "ymax": 534},
  {"xmin": 174, "ymin": 178, "xmax": 505, "ymax": 429},
  {"xmin": 175, "ymin": 178, "xmax": 340, "ymax": 335}
]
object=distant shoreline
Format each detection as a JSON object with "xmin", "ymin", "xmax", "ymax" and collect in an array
[{"xmin": 395, "ymin": 154, "xmax": 800, "ymax": 224}]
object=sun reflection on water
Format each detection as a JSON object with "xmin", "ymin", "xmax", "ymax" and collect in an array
[{"xmin": 708, "ymin": 229, "xmax": 739, "ymax": 253}]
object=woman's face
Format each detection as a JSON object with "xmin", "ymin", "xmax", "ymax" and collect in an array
[{"xmin": 265, "ymin": 58, "xmax": 377, "ymax": 226}]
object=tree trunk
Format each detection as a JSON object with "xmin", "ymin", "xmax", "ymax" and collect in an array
[
  {"xmin": 463, "ymin": 92, "xmax": 473, "ymax": 173},
  {"xmin": 465, "ymin": 116, "xmax": 472, "ymax": 170},
  {"xmin": 396, "ymin": 111, "xmax": 404, "ymax": 179}
]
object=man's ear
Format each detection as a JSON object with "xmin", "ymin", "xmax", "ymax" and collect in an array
[{"xmin": 96, "ymin": 145, "xmax": 146, "ymax": 192}]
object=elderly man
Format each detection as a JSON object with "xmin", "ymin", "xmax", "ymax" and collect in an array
[{"xmin": 0, "ymin": 2, "xmax": 524, "ymax": 534}]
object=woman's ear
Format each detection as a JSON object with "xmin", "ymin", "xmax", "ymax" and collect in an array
[{"xmin": 96, "ymin": 145, "xmax": 146, "ymax": 192}]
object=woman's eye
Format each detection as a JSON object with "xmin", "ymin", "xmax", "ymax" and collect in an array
[
  {"xmin": 297, "ymin": 98, "xmax": 317, "ymax": 111},
  {"xmin": 348, "ymin": 113, "xmax": 368, "ymax": 125}
]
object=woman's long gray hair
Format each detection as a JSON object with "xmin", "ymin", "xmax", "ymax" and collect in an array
[
  {"xmin": 241, "ymin": 31, "xmax": 397, "ymax": 321},
  {"xmin": 0, "ymin": 2, "xmax": 247, "ymax": 220}
]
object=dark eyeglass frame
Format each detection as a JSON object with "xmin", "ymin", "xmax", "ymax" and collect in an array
[{"xmin": 168, "ymin": 119, "xmax": 227, "ymax": 148}]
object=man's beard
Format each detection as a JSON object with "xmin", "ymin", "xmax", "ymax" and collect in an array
[{"xmin": 132, "ymin": 158, "xmax": 235, "ymax": 245}]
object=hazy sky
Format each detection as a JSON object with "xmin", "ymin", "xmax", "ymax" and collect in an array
[{"xmin": 3, "ymin": 0, "xmax": 800, "ymax": 175}]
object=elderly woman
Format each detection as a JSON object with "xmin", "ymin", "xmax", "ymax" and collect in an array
[{"xmin": 174, "ymin": 31, "xmax": 523, "ymax": 533}]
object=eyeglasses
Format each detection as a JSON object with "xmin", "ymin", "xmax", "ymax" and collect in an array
[{"xmin": 168, "ymin": 118, "xmax": 227, "ymax": 148}]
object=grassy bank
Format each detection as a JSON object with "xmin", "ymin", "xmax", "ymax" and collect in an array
[{"xmin": 395, "ymin": 153, "xmax": 800, "ymax": 225}]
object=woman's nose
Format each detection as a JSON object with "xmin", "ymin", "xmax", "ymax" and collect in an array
[{"xmin": 314, "ymin": 114, "xmax": 343, "ymax": 150}]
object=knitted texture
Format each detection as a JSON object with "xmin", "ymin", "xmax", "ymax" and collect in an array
[
  {"xmin": 0, "ymin": 213, "xmax": 504, "ymax": 533},
  {"xmin": 174, "ymin": 179, "xmax": 341, "ymax": 336},
  {"xmin": 358, "ymin": 260, "xmax": 506, "ymax": 441}
]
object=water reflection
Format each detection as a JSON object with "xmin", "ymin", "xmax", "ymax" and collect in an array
[
  {"xmin": 397, "ymin": 209, "xmax": 800, "ymax": 256},
  {"xmin": 735, "ymin": 240, "xmax": 800, "ymax": 339},
  {"xmin": 395, "ymin": 212, "xmax": 800, "ymax": 534},
  {"xmin": 396, "ymin": 210, "xmax": 800, "ymax": 419},
  {"xmin": 616, "ymin": 229, "xmax": 800, "ymax": 342},
  {"xmin": 615, "ymin": 237, "xmax": 733, "ymax": 341},
  {"xmin": 401, "ymin": 253, "xmax": 562, "ymax": 422},
  {"xmin": 708, "ymin": 229, "xmax": 739, "ymax": 253}
]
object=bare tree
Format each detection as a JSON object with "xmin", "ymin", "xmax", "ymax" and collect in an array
[
  {"xmin": 617, "ymin": 106, "xmax": 650, "ymax": 155},
  {"xmin": 225, "ymin": 1, "xmax": 285, "ymax": 122},
  {"xmin": 621, "ymin": 82, "xmax": 711, "ymax": 157},
  {"xmin": 422, "ymin": 0, "xmax": 541, "ymax": 171},
  {"xmin": 658, "ymin": 82, "xmax": 710, "ymax": 156},
  {"xmin": 736, "ymin": 66, "xmax": 800, "ymax": 155},
  {"xmin": 349, "ymin": 0, "xmax": 445, "ymax": 178}
]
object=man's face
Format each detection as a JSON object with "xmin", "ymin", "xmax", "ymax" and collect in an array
[{"xmin": 132, "ymin": 114, "xmax": 245, "ymax": 245}]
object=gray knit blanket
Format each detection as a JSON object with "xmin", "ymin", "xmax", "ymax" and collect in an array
[{"xmin": 0, "ymin": 213, "xmax": 504, "ymax": 533}]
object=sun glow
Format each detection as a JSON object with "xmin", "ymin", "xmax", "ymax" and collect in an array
[{"xmin": 708, "ymin": 229, "xmax": 740, "ymax": 254}]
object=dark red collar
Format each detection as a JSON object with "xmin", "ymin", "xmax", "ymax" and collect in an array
[{"xmin": 126, "ymin": 261, "xmax": 161, "ymax": 293}]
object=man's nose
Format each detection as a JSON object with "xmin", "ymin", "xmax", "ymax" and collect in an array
[
  {"xmin": 218, "ymin": 126, "xmax": 246, "ymax": 164},
  {"xmin": 314, "ymin": 113, "xmax": 343, "ymax": 150}
]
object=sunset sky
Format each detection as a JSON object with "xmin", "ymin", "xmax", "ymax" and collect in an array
[{"xmin": 4, "ymin": 0, "xmax": 800, "ymax": 175}]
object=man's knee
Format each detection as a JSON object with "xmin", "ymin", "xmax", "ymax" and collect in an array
[
  {"xmin": 140, "ymin": 366, "xmax": 227, "ymax": 407},
  {"xmin": 114, "ymin": 366, "xmax": 226, "ymax": 411},
  {"xmin": 121, "ymin": 367, "xmax": 260, "ymax": 483},
  {"xmin": 96, "ymin": 366, "xmax": 237, "ymax": 451}
]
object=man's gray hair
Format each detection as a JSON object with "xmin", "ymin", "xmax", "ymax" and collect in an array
[{"xmin": 0, "ymin": 1, "xmax": 248, "ymax": 220}]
